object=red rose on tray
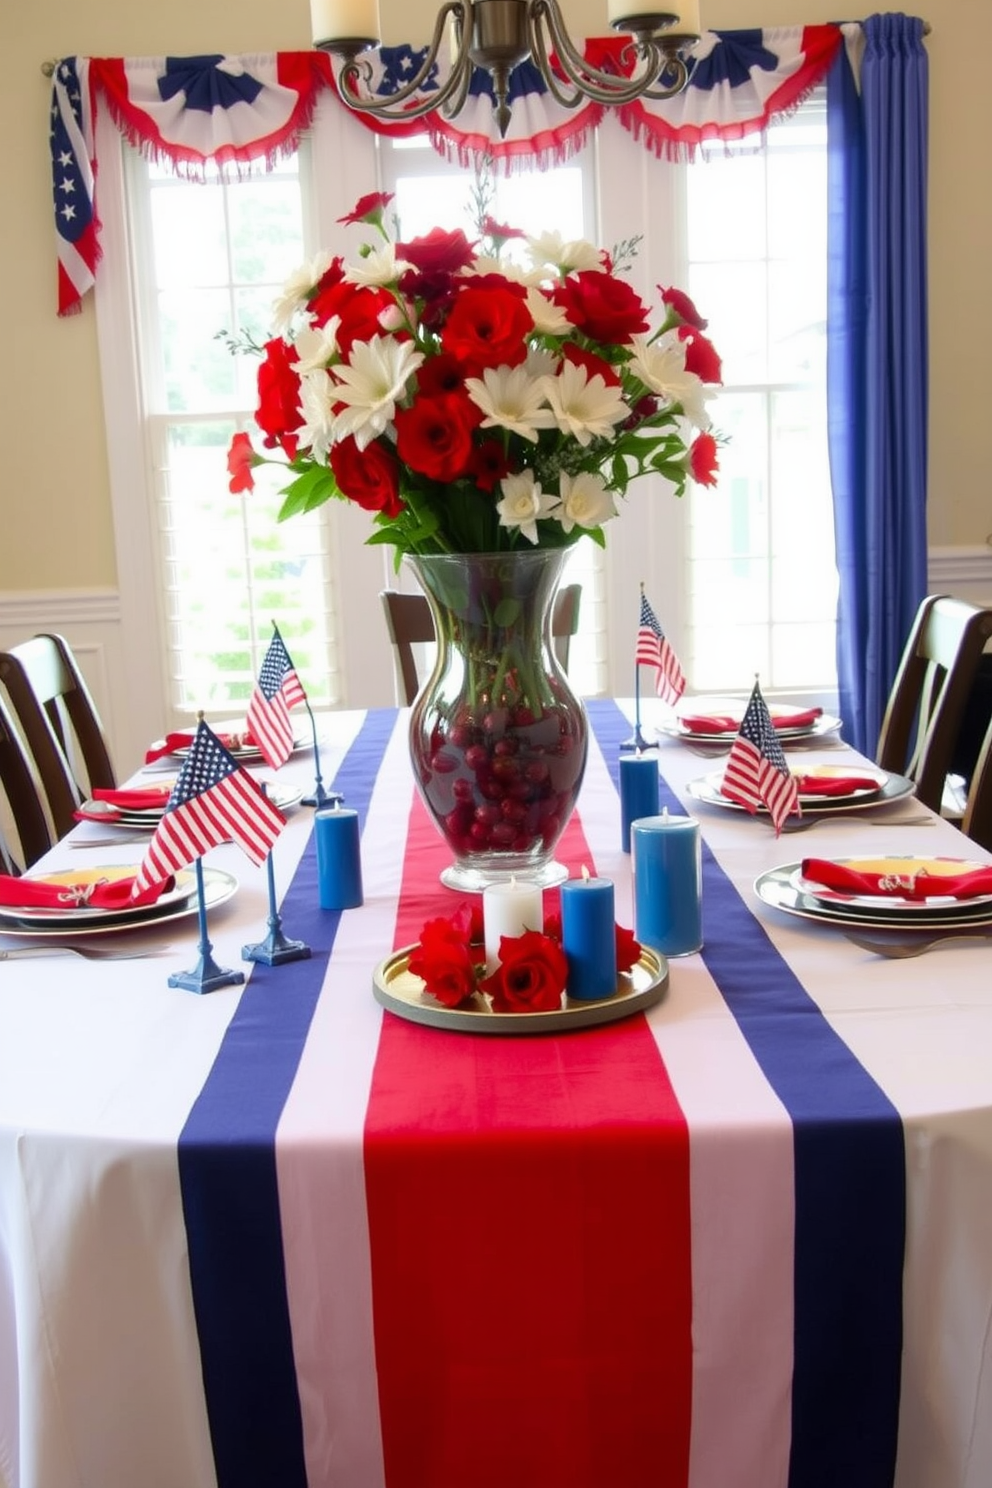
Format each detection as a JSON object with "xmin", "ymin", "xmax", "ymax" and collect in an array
[
  {"xmin": 479, "ymin": 930, "xmax": 568, "ymax": 1014},
  {"xmin": 407, "ymin": 903, "xmax": 482, "ymax": 1008}
]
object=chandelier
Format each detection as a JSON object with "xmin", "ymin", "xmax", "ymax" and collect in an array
[{"xmin": 310, "ymin": 0, "xmax": 701, "ymax": 137}]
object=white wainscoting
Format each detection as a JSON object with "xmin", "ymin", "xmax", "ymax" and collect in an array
[{"xmin": 2, "ymin": 546, "xmax": 991, "ymax": 784}]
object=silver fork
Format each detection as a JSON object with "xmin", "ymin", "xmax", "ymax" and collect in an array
[
  {"xmin": 0, "ymin": 944, "xmax": 174, "ymax": 962},
  {"xmin": 842, "ymin": 928, "xmax": 992, "ymax": 958}
]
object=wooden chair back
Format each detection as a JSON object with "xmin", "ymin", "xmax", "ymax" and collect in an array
[
  {"xmin": 962, "ymin": 715, "xmax": 992, "ymax": 852},
  {"xmin": 876, "ymin": 595, "xmax": 992, "ymax": 814},
  {"xmin": 0, "ymin": 633, "xmax": 116, "ymax": 841},
  {"xmin": 0, "ymin": 690, "xmax": 54, "ymax": 871},
  {"xmin": 380, "ymin": 583, "xmax": 583, "ymax": 706}
]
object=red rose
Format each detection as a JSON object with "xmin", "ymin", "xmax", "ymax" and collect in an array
[
  {"xmin": 688, "ymin": 431, "xmax": 720, "ymax": 486},
  {"xmin": 480, "ymin": 930, "xmax": 568, "ymax": 1013},
  {"xmin": 615, "ymin": 923, "xmax": 641, "ymax": 974},
  {"xmin": 440, "ymin": 286, "xmax": 533, "ymax": 376},
  {"xmin": 562, "ymin": 343, "xmax": 622, "ymax": 387},
  {"xmin": 553, "ymin": 270, "xmax": 650, "ymax": 344},
  {"xmin": 337, "ymin": 191, "xmax": 394, "ymax": 228},
  {"xmin": 416, "ymin": 352, "xmax": 469, "ymax": 398},
  {"xmin": 308, "ymin": 281, "xmax": 396, "ymax": 355},
  {"xmin": 329, "ymin": 436, "xmax": 403, "ymax": 517},
  {"xmin": 678, "ymin": 327, "xmax": 723, "ymax": 385},
  {"xmin": 409, "ymin": 909, "xmax": 480, "ymax": 1009},
  {"xmin": 394, "ymin": 392, "xmax": 479, "ymax": 482},
  {"xmin": 396, "ymin": 226, "xmax": 476, "ymax": 277},
  {"xmin": 659, "ymin": 285, "xmax": 708, "ymax": 330},
  {"xmin": 468, "ymin": 439, "xmax": 512, "ymax": 492},
  {"xmin": 255, "ymin": 338, "xmax": 303, "ymax": 456},
  {"xmin": 226, "ymin": 431, "xmax": 258, "ymax": 494}
]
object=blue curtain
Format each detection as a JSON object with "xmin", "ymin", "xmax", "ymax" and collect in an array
[{"xmin": 826, "ymin": 14, "xmax": 929, "ymax": 756}]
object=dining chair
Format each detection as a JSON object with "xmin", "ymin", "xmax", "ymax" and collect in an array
[
  {"xmin": 0, "ymin": 633, "xmax": 117, "ymax": 841},
  {"xmin": 875, "ymin": 595, "xmax": 992, "ymax": 816},
  {"xmin": 0, "ymin": 690, "xmax": 54, "ymax": 871},
  {"xmin": 380, "ymin": 583, "xmax": 582, "ymax": 706},
  {"xmin": 962, "ymin": 715, "xmax": 992, "ymax": 852}
]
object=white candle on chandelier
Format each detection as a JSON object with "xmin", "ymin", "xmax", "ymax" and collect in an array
[
  {"xmin": 310, "ymin": 0, "xmax": 380, "ymax": 44},
  {"xmin": 670, "ymin": 1, "xmax": 701, "ymax": 35}
]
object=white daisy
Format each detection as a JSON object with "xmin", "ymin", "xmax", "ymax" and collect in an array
[
  {"xmin": 344, "ymin": 244, "xmax": 411, "ymax": 287},
  {"xmin": 330, "ymin": 336, "xmax": 425, "ymax": 450},
  {"xmin": 551, "ymin": 471, "xmax": 616, "ymax": 534},
  {"xmin": 496, "ymin": 471, "xmax": 558, "ymax": 545},
  {"xmin": 627, "ymin": 331, "xmax": 712, "ymax": 430},
  {"xmin": 295, "ymin": 371, "xmax": 336, "ymax": 462},
  {"xmin": 526, "ymin": 231, "xmax": 604, "ymax": 277},
  {"xmin": 538, "ymin": 360, "xmax": 630, "ymax": 446},
  {"xmin": 271, "ymin": 252, "xmax": 335, "ymax": 334},
  {"xmin": 291, "ymin": 319, "xmax": 341, "ymax": 375},
  {"xmin": 526, "ymin": 287, "xmax": 573, "ymax": 336},
  {"xmin": 465, "ymin": 364, "xmax": 556, "ymax": 444}
]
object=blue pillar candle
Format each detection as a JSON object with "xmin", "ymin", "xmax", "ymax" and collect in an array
[
  {"xmin": 632, "ymin": 812, "xmax": 702, "ymax": 957},
  {"xmin": 619, "ymin": 751, "xmax": 660, "ymax": 852},
  {"xmin": 560, "ymin": 871, "xmax": 617, "ymax": 1002},
  {"xmin": 315, "ymin": 805, "xmax": 364, "ymax": 910}
]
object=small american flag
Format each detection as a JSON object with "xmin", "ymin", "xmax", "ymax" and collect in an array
[
  {"xmin": 246, "ymin": 626, "xmax": 307, "ymax": 770},
  {"xmin": 636, "ymin": 592, "xmax": 685, "ymax": 705},
  {"xmin": 721, "ymin": 682, "xmax": 801, "ymax": 834},
  {"xmin": 132, "ymin": 721, "xmax": 286, "ymax": 895},
  {"xmin": 50, "ymin": 58, "xmax": 99, "ymax": 316}
]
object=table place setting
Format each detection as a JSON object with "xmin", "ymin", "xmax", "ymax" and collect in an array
[{"xmin": 656, "ymin": 695, "xmax": 843, "ymax": 750}]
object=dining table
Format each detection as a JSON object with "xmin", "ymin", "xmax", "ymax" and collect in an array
[{"xmin": 2, "ymin": 698, "xmax": 992, "ymax": 1488}]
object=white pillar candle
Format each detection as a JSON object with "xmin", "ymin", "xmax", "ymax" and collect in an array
[
  {"xmin": 607, "ymin": 0, "xmax": 701, "ymax": 33},
  {"xmin": 311, "ymin": 0, "xmax": 381, "ymax": 44},
  {"xmin": 483, "ymin": 877, "xmax": 543, "ymax": 972}
]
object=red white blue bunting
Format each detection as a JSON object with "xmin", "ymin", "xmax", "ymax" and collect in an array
[{"xmin": 50, "ymin": 27, "xmax": 843, "ymax": 314}]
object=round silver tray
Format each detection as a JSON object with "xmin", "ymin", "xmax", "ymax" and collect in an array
[{"xmin": 373, "ymin": 944, "xmax": 668, "ymax": 1035}]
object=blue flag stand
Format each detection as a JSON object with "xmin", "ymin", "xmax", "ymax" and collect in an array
[
  {"xmin": 168, "ymin": 857, "xmax": 245, "ymax": 995},
  {"xmin": 301, "ymin": 701, "xmax": 343, "ymax": 810},
  {"xmin": 620, "ymin": 667, "xmax": 656, "ymax": 753},
  {"xmin": 242, "ymin": 845, "xmax": 311, "ymax": 966}
]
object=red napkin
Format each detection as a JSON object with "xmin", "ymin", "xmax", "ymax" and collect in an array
[
  {"xmin": 801, "ymin": 858, "xmax": 992, "ymax": 901},
  {"xmin": 681, "ymin": 706, "xmax": 823, "ymax": 735},
  {"xmin": 145, "ymin": 727, "xmax": 258, "ymax": 764},
  {"xmin": 0, "ymin": 872, "xmax": 172, "ymax": 912},
  {"xmin": 793, "ymin": 773, "xmax": 882, "ymax": 798},
  {"xmin": 74, "ymin": 785, "xmax": 174, "ymax": 824}
]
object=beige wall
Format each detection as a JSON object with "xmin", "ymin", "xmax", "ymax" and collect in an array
[{"xmin": 3, "ymin": 1, "xmax": 987, "ymax": 594}]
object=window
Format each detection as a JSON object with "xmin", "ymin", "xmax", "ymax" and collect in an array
[
  {"xmin": 100, "ymin": 94, "xmax": 835, "ymax": 754},
  {"xmin": 683, "ymin": 96, "xmax": 836, "ymax": 694},
  {"xmin": 125, "ymin": 148, "xmax": 341, "ymax": 718}
]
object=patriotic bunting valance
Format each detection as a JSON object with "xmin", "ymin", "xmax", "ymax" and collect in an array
[{"xmin": 50, "ymin": 25, "xmax": 844, "ymax": 316}]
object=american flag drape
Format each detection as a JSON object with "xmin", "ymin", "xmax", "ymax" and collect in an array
[{"xmin": 50, "ymin": 58, "xmax": 99, "ymax": 316}]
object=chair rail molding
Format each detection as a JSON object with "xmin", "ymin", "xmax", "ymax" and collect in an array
[{"xmin": 928, "ymin": 545, "xmax": 992, "ymax": 604}]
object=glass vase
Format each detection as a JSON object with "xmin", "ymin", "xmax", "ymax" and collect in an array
[{"xmin": 407, "ymin": 549, "xmax": 588, "ymax": 891}]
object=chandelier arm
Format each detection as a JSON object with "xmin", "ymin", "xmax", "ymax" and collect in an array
[
  {"xmin": 526, "ymin": 10, "xmax": 594, "ymax": 111},
  {"xmin": 438, "ymin": 14, "xmax": 476, "ymax": 120},
  {"xmin": 529, "ymin": 0, "xmax": 679, "ymax": 105},
  {"xmin": 337, "ymin": 0, "xmax": 472, "ymax": 119},
  {"xmin": 641, "ymin": 49, "xmax": 690, "ymax": 100}
]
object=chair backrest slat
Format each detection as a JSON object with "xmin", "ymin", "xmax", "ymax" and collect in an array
[
  {"xmin": 876, "ymin": 595, "xmax": 992, "ymax": 815},
  {"xmin": 0, "ymin": 691, "xmax": 54, "ymax": 870},
  {"xmin": 0, "ymin": 634, "xmax": 116, "ymax": 842},
  {"xmin": 380, "ymin": 584, "xmax": 582, "ymax": 707}
]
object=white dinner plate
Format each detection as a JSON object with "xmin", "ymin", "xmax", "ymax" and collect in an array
[
  {"xmin": 659, "ymin": 701, "xmax": 842, "ymax": 746},
  {"xmin": 158, "ymin": 732, "xmax": 309, "ymax": 764},
  {"xmin": 687, "ymin": 768, "xmax": 914, "ymax": 815},
  {"xmin": 755, "ymin": 860, "xmax": 992, "ymax": 930},
  {"xmin": 76, "ymin": 782, "xmax": 303, "ymax": 829},
  {"xmin": 0, "ymin": 866, "xmax": 238, "ymax": 935}
]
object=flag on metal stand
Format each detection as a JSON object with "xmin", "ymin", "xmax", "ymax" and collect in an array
[
  {"xmin": 246, "ymin": 624, "xmax": 307, "ymax": 770},
  {"xmin": 133, "ymin": 719, "xmax": 288, "ymax": 991},
  {"xmin": 637, "ymin": 590, "xmax": 686, "ymax": 706},
  {"xmin": 721, "ymin": 680, "xmax": 801, "ymax": 834},
  {"xmin": 624, "ymin": 586, "xmax": 685, "ymax": 751}
]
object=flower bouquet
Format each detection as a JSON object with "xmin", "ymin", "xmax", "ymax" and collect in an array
[{"xmin": 229, "ymin": 192, "xmax": 722, "ymax": 887}]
